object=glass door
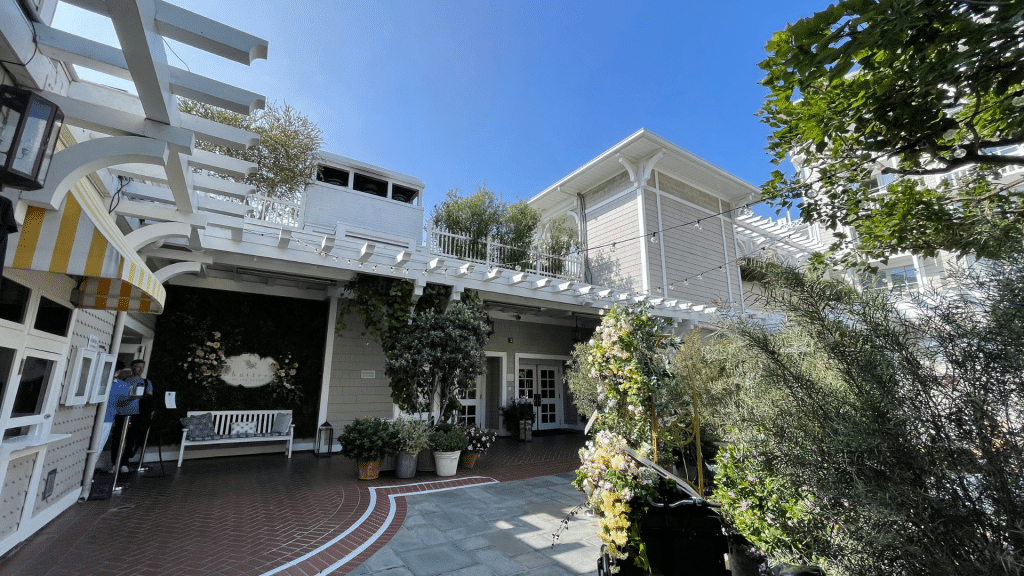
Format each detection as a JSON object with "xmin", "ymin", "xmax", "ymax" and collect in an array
[
  {"xmin": 456, "ymin": 374, "xmax": 482, "ymax": 427},
  {"xmin": 517, "ymin": 363, "xmax": 563, "ymax": 430}
]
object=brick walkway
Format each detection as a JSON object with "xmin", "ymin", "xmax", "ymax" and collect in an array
[{"xmin": 0, "ymin": 433, "xmax": 587, "ymax": 576}]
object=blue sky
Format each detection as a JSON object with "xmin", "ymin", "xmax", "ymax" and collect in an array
[{"xmin": 54, "ymin": 0, "xmax": 830, "ymax": 221}]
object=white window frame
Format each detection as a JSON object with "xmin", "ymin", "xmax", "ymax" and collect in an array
[
  {"xmin": 63, "ymin": 346, "xmax": 96, "ymax": 406},
  {"xmin": 89, "ymin": 353, "xmax": 117, "ymax": 404}
]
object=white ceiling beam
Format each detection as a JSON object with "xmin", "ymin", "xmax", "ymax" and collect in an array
[
  {"xmin": 453, "ymin": 263, "xmax": 474, "ymax": 277},
  {"xmin": 193, "ymin": 175, "xmax": 254, "ymax": 199},
  {"xmin": 167, "ymin": 66, "xmax": 265, "ymax": 115},
  {"xmin": 597, "ymin": 289, "xmax": 612, "ymax": 298},
  {"xmin": 124, "ymin": 220, "xmax": 192, "ymax": 250},
  {"xmin": 277, "ymin": 229, "xmax": 292, "ymax": 248},
  {"xmin": 578, "ymin": 285, "xmax": 594, "ymax": 295},
  {"xmin": 205, "ymin": 212, "xmax": 243, "ymax": 242},
  {"xmin": 358, "ymin": 243, "xmax": 376, "ymax": 263},
  {"xmin": 163, "ymin": 150, "xmax": 197, "ymax": 214},
  {"xmin": 484, "ymin": 268, "xmax": 503, "ymax": 282},
  {"xmin": 112, "ymin": 199, "xmax": 207, "ymax": 227},
  {"xmin": 510, "ymin": 273, "xmax": 528, "ymax": 286},
  {"xmin": 394, "ymin": 251, "xmax": 411, "ymax": 266},
  {"xmin": 153, "ymin": 260, "xmax": 202, "ymax": 283},
  {"xmin": 140, "ymin": 246, "xmax": 214, "ymax": 264},
  {"xmin": 124, "ymin": 181, "xmax": 250, "ymax": 217},
  {"xmin": 105, "ymin": 0, "xmax": 177, "ymax": 124},
  {"xmin": 188, "ymin": 149, "xmax": 256, "ymax": 179},
  {"xmin": 555, "ymin": 281, "xmax": 574, "ymax": 293},
  {"xmin": 152, "ymin": 0, "xmax": 268, "ymax": 65},
  {"xmin": 40, "ymin": 91, "xmax": 195, "ymax": 153},
  {"xmin": 427, "ymin": 258, "xmax": 444, "ymax": 272},
  {"xmin": 535, "ymin": 278, "xmax": 552, "ymax": 289},
  {"xmin": 179, "ymin": 113, "xmax": 259, "ymax": 151}
]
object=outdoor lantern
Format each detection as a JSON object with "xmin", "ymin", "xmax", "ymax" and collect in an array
[
  {"xmin": 572, "ymin": 316, "xmax": 582, "ymax": 344},
  {"xmin": 0, "ymin": 85, "xmax": 65, "ymax": 191},
  {"xmin": 314, "ymin": 421, "xmax": 334, "ymax": 458}
]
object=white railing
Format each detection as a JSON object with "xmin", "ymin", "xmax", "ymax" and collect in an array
[
  {"xmin": 247, "ymin": 194, "xmax": 303, "ymax": 228},
  {"xmin": 427, "ymin": 225, "xmax": 583, "ymax": 280}
]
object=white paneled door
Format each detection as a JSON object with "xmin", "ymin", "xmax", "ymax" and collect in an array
[{"xmin": 517, "ymin": 363, "xmax": 563, "ymax": 430}]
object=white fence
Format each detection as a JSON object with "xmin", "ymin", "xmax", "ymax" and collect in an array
[
  {"xmin": 427, "ymin": 225, "xmax": 583, "ymax": 280},
  {"xmin": 247, "ymin": 194, "xmax": 303, "ymax": 228}
]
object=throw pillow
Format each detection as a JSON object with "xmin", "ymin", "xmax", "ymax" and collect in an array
[
  {"xmin": 271, "ymin": 412, "xmax": 292, "ymax": 435},
  {"xmin": 183, "ymin": 412, "xmax": 215, "ymax": 440},
  {"xmin": 230, "ymin": 421, "xmax": 257, "ymax": 435}
]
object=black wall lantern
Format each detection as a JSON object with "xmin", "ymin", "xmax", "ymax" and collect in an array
[
  {"xmin": 314, "ymin": 421, "xmax": 334, "ymax": 458},
  {"xmin": 0, "ymin": 86, "xmax": 65, "ymax": 191}
]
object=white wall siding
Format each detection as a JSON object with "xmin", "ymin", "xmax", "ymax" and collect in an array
[
  {"xmin": 644, "ymin": 189, "xmax": 664, "ymax": 293},
  {"xmin": 656, "ymin": 193, "xmax": 730, "ymax": 305},
  {"xmin": 325, "ymin": 310, "xmax": 394, "ymax": 428},
  {"xmin": 0, "ymin": 453, "xmax": 38, "ymax": 541},
  {"xmin": 586, "ymin": 193, "xmax": 643, "ymax": 291},
  {"xmin": 586, "ymin": 172, "xmax": 632, "ymax": 208},
  {"xmin": 32, "ymin": 308, "xmax": 116, "ymax": 515}
]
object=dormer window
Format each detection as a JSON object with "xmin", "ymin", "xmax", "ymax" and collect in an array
[{"xmin": 392, "ymin": 184, "xmax": 417, "ymax": 203}]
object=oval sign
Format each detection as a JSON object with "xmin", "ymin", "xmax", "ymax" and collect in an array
[{"xmin": 220, "ymin": 353, "xmax": 277, "ymax": 388}]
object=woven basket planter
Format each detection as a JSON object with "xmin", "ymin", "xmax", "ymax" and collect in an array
[
  {"xmin": 357, "ymin": 459, "xmax": 381, "ymax": 480},
  {"xmin": 460, "ymin": 452, "xmax": 480, "ymax": 469}
]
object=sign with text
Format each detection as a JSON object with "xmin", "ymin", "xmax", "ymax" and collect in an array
[{"xmin": 220, "ymin": 353, "xmax": 278, "ymax": 388}]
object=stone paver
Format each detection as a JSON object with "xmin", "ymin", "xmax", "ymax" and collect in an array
[{"xmin": 353, "ymin": 473, "xmax": 599, "ymax": 576}]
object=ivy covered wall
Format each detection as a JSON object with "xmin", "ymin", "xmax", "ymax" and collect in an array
[{"xmin": 148, "ymin": 285, "xmax": 329, "ymax": 440}]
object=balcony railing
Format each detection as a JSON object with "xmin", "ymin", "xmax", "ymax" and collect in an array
[
  {"xmin": 427, "ymin": 225, "xmax": 583, "ymax": 280},
  {"xmin": 247, "ymin": 194, "xmax": 303, "ymax": 228}
]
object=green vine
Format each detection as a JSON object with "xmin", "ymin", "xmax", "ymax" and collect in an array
[{"xmin": 335, "ymin": 274, "xmax": 450, "ymax": 351}]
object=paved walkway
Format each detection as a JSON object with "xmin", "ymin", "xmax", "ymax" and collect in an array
[
  {"xmin": 0, "ymin": 433, "xmax": 597, "ymax": 576},
  {"xmin": 350, "ymin": 474, "xmax": 599, "ymax": 576}
]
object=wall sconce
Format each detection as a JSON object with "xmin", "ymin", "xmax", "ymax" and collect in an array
[{"xmin": 0, "ymin": 86, "xmax": 65, "ymax": 191}]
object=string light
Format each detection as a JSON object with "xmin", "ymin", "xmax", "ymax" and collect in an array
[
  {"xmin": 650, "ymin": 232, "xmax": 658, "ymax": 244},
  {"xmin": 695, "ymin": 219, "xmax": 702, "ymax": 230}
]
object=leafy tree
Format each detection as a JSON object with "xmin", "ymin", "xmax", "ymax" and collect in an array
[
  {"xmin": 383, "ymin": 303, "xmax": 489, "ymax": 424},
  {"xmin": 430, "ymin": 185, "xmax": 542, "ymax": 268},
  {"xmin": 706, "ymin": 257, "xmax": 1024, "ymax": 576},
  {"xmin": 179, "ymin": 99, "xmax": 323, "ymax": 221},
  {"xmin": 759, "ymin": 0, "xmax": 1024, "ymax": 263},
  {"xmin": 336, "ymin": 274, "xmax": 450, "ymax": 352}
]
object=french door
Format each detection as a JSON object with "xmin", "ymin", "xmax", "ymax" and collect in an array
[{"xmin": 517, "ymin": 363, "xmax": 562, "ymax": 430}]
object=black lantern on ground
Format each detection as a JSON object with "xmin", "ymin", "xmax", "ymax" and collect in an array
[
  {"xmin": 314, "ymin": 421, "xmax": 334, "ymax": 458},
  {"xmin": 0, "ymin": 86, "xmax": 64, "ymax": 191}
]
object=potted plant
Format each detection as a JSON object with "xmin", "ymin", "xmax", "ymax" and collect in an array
[
  {"xmin": 429, "ymin": 423, "xmax": 468, "ymax": 477},
  {"xmin": 501, "ymin": 396, "xmax": 536, "ymax": 441},
  {"xmin": 458, "ymin": 424, "xmax": 496, "ymax": 468},
  {"xmin": 394, "ymin": 417, "xmax": 430, "ymax": 479},
  {"xmin": 338, "ymin": 417, "xmax": 399, "ymax": 480}
]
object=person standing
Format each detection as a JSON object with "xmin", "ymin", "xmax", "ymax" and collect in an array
[{"xmin": 108, "ymin": 360, "xmax": 153, "ymax": 473}]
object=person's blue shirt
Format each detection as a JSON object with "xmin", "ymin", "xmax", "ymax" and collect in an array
[{"xmin": 108, "ymin": 376, "xmax": 153, "ymax": 416}]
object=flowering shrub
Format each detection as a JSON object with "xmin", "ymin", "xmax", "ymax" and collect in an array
[
  {"xmin": 460, "ymin": 424, "xmax": 496, "ymax": 454},
  {"xmin": 712, "ymin": 443, "xmax": 836, "ymax": 569},
  {"xmin": 584, "ymin": 305, "xmax": 677, "ymax": 450},
  {"xmin": 573, "ymin": 431, "xmax": 658, "ymax": 570},
  {"xmin": 270, "ymin": 353, "xmax": 303, "ymax": 403},
  {"xmin": 183, "ymin": 331, "xmax": 226, "ymax": 402}
]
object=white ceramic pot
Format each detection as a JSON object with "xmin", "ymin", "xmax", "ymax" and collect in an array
[{"xmin": 433, "ymin": 450, "xmax": 461, "ymax": 477}]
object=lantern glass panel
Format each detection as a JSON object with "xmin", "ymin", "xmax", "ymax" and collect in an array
[
  {"xmin": 12, "ymin": 98, "xmax": 52, "ymax": 176},
  {"xmin": 0, "ymin": 105, "xmax": 20, "ymax": 166},
  {"xmin": 35, "ymin": 112, "xmax": 63, "ymax": 183}
]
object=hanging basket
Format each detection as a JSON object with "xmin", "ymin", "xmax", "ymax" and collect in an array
[
  {"xmin": 460, "ymin": 452, "xmax": 480, "ymax": 469},
  {"xmin": 357, "ymin": 459, "xmax": 381, "ymax": 480}
]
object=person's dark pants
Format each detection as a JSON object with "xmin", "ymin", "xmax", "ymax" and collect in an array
[{"xmin": 110, "ymin": 414, "xmax": 149, "ymax": 468}]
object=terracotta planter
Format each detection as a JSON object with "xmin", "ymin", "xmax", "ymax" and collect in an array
[
  {"xmin": 433, "ymin": 450, "xmax": 460, "ymax": 476},
  {"xmin": 357, "ymin": 459, "xmax": 381, "ymax": 480},
  {"xmin": 460, "ymin": 451, "xmax": 479, "ymax": 469},
  {"xmin": 395, "ymin": 451, "xmax": 417, "ymax": 479}
]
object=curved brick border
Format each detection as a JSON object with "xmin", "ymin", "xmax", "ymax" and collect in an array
[{"xmin": 261, "ymin": 477, "xmax": 498, "ymax": 576}]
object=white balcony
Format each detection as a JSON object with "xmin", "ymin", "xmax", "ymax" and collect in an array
[{"xmin": 427, "ymin": 225, "xmax": 583, "ymax": 280}]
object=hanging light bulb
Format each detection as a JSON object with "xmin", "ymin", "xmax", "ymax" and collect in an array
[
  {"xmin": 668, "ymin": 283, "xmax": 675, "ymax": 290},
  {"xmin": 695, "ymin": 219, "xmax": 702, "ymax": 230},
  {"xmin": 683, "ymin": 279, "xmax": 688, "ymax": 286},
  {"xmin": 698, "ymin": 273, "xmax": 704, "ymax": 280},
  {"xmin": 611, "ymin": 242, "xmax": 617, "ymax": 252},
  {"xmin": 650, "ymin": 232, "xmax": 659, "ymax": 244}
]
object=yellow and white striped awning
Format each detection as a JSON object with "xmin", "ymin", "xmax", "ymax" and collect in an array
[{"xmin": 7, "ymin": 183, "xmax": 165, "ymax": 313}]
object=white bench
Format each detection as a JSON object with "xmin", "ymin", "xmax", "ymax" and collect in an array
[{"xmin": 178, "ymin": 410, "xmax": 294, "ymax": 467}]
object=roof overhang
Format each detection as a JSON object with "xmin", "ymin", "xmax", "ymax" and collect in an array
[{"xmin": 528, "ymin": 128, "xmax": 761, "ymax": 213}]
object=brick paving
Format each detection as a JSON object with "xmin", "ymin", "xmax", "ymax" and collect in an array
[{"xmin": 0, "ymin": 433, "xmax": 587, "ymax": 576}]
